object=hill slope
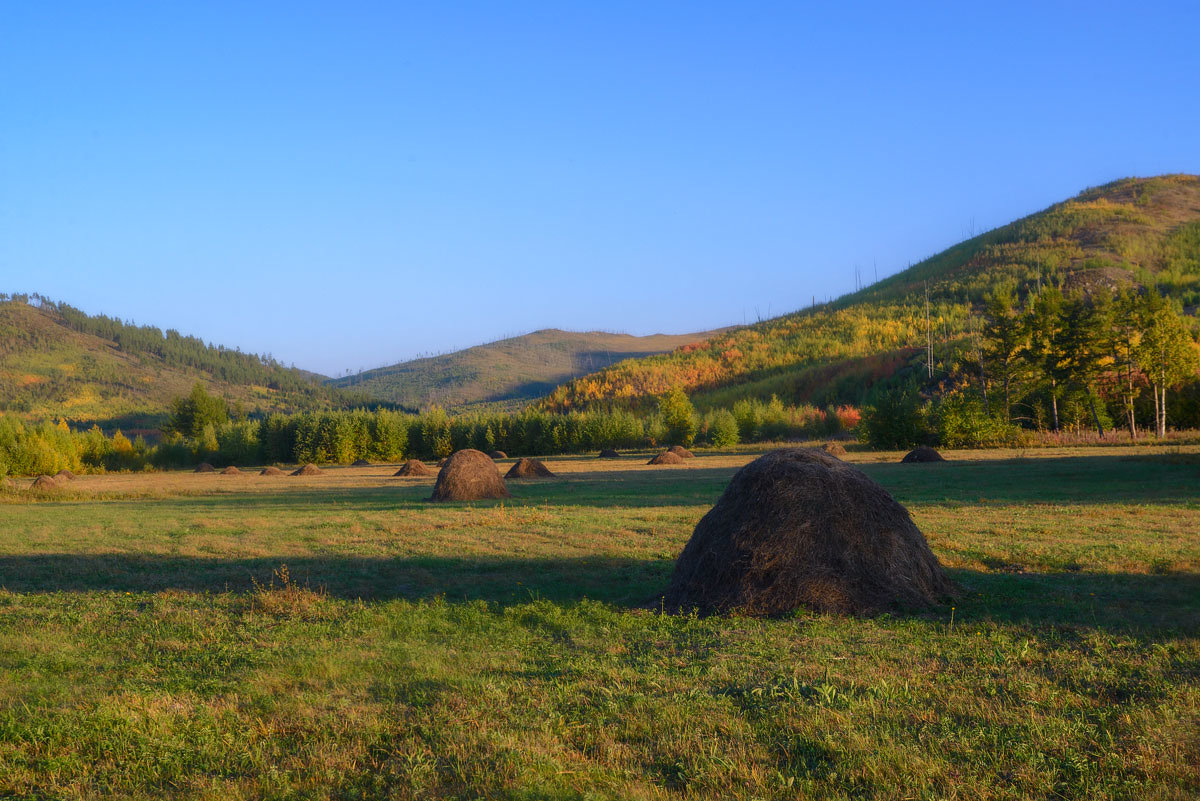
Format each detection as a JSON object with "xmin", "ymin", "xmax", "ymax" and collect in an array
[
  {"xmin": 0, "ymin": 295, "xmax": 365, "ymax": 428},
  {"xmin": 330, "ymin": 328, "xmax": 728, "ymax": 411},
  {"xmin": 540, "ymin": 174, "xmax": 1200, "ymax": 411}
]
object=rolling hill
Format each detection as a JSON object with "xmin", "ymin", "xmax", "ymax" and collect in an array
[
  {"xmin": 329, "ymin": 328, "xmax": 729, "ymax": 412},
  {"xmin": 540, "ymin": 174, "xmax": 1200, "ymax": 412},
  {"xmin": 0, "ymin": 295, "xmax": 369, "ymax": 430}
]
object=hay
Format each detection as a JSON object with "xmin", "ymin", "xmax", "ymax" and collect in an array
[
  {"xmin": 194, "ymin": 462, "xmax": 215, "ymax": 473},
  {"xmin": 291, "ymin": 463, "xmax": 322, "ymax": 476},
  {"xmin": 1, "ymin": 477, "xmax": 17, "ymax": 491},
  {"xmin": 221, "ymin": 466, "xmax": 241, "ymax": 475},
  {"xmin": 430, "ymin": 449, "xmax": 510, "ymax": 501},
  {"xmin": 352, "ymin": 459, "xmax": 371, "ymax": 467},
  {"xmin": 599, "ymin": 448, "xmax": 621, "ymax": 459},
  {"xmin": 259, "ymin": 466, "xmax": 285, "ymax": 476},
  {"xmin": 821, "ymin": 442, "xmax": 847, "ymax": 459},
  {"xmin": 394, "ymin": 460, "xmax": 433, "ymax": 477},
  {"xmin": 668, "ymin": 445, "xmax": 695, "ymax": 458},
  {"xmin": 901, "ymin": 447, "xmax": 945, "ymax": 463},
  {"xmin": 436, "ymin": 458, "xmax": 448, "ymax": 467},
  {"xmin": 54, "ymin": 469, "xmax": 77, "ymax": 481},
  {"xmin": 31, "ymin": 475, "xmax": 59, "ymax": 491},
  {"xmin": 506, "ymin": 457, "xmax": 555, "ymax": 479},
  {"xmin": 648, "ymin": 451, "xmax": 686, "ymax": 465},
  {"xmin": 663, "ymin": 448, "xmax": 955, "ymax": 616},
  {"xmin": 489, "ymin": 450, "xmax": 507, "ymax": 460}
]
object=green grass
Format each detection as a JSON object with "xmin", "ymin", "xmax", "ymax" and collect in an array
[{"xmin": 0, "ymin": 450, "xmax": 1197, "ymax": 799}]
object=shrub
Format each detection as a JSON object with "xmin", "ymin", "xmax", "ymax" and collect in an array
[{"xmin": 859, "ymin": 388, "xmax": 933, "ymax": 449}]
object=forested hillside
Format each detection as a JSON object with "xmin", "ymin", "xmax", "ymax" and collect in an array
[
  {"xmin": 541, "ymin": 175, "xmax": 1200, "ymax": 414},
  {"xmin": 329, "ymin": 328, "xmax": 726, "ymax": 411},
  {"xmin": 0, "ymin": 294, "xmax": 369, "ymax": 428}
]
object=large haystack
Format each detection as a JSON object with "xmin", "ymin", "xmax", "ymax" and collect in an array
[
  {"xmin": 221, "ymin": 466, "xmax": 241, "ymax": 475},
  {"xmin": 489, "ymin": 450, "xmax": 507, "ymax": 460},
  {"xmin": 430, "ymin": 449, "xmax": 510, "ymax": 501},
  {"xmin": 663, "ymin": 448, "xmax": 955, "ymax": 616},
  {"xmin": 668, "ymin": 445, "xmax": 695, "ymax": 459},
  {"xmin": 194, "ymin": 462, "xmax": 215, "ymax": 473},
  {"xmin": 291, "ymin": 463, "xmax": 322, "ymax": 476},
  {"xmin": 30, "ymin": 475, "xmax": 59, "ymax": 491},
  {"xmin": 821, "ymin": 442, "xmax": 847, "ymax": 459},
  {"xmin": 54, "ymin": 469, "xmax": 77, "ymax": 481},
  {"xmin": 394, "ymin": 460, "xmax": 433, "ymax": 477},
  {"xmin": 599, "ymin": 448, "xmax": 621, "ymax": 459},
  {"xmin": 259, "ymin": 466, "xmax": 285, "ymax": 476},
  {"xmin": 648, "ymin": 451, "xmax": 686, "ymax": 465},
  {"xmin": 901, "ymin": 447, "xmax": 945, "ymax": 463},
  {"xmin": 352, "ymin": 459, "xmax": 371, "ymax": 467},
  {"xmin": 506, "ymin": 457, "xmax": 555, "ymax": 479}
]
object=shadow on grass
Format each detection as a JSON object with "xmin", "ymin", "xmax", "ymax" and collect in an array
[{"xmin": 0, "ymin": 553, "xmax": 1195, "ymax": 635}]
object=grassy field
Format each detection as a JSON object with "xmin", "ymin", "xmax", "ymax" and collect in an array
[{"xmin": 0, "ymin": 447, "xmax": 1197, "ymax": 799}]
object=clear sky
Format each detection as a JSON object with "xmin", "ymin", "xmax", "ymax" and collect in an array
[{"xmin": 2, "ymin": 2, "xmax": 1197, "ymax": 376}]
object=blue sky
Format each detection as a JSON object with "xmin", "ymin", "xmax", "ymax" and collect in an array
[{"xmin": 2, "ymin": 2, "xmax": 1197, "ymax": 376}]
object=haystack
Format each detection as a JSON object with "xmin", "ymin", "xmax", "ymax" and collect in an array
[
  {"xmin": 291, "ymin": 463, "xmax": 321, "ymax": 476},
  {"xmin": 901, "ymin": 447, "xmax": 945, "ymax": 463},
  {"xmin": 194, "ymin": 462, "xmax": 215, "ymax": 473},
  {"xmin": 31, "ymin": 475, "xmax": 59, "ymax": 491},
  {"xmin": 663, "ymin": 448, "xmax": 955, "ymax": 616},
  {"xmin": 668, "ymin": 445, "xmax": 695, "ymax": 459},
  {"xmin": 648, "ymin": 451, "xmax": 686, "ymax": 465},
  {"xmin": 54, "ymin": 469, "xmax": 77, "ymax": 481},
  {"xmin": 352, "ymin": 459, "xmax": 371, "ymax": 467},
  {"xmin": 430, "ymin": 449, "xmax": 509, "ymax": 501},
  {"xmin": 821, "ymin": 442, "xmax": 847, "ymax": 459},
  {"xmin": 221, "ymin": 466, "xmax": 241, "ymax": 475},
  {"xmin": 259, "ymin": 466, "xmax": 285, "ymax": 476},
  {"xmin": 489, "ymin": 450, "xmax": 507, "ymax": 460},
  {"xmin": 1, "ymin": 477, "xmax": 17, "ymax": 491},
  {"xmin": 599, "ymin": 448, "xmax": 621, "ymax": 459},
  {"xmin": 506, "ymin": 457, "xmax": 555, "ymax": 479},
  {"xmin": 436, "ymin": 457, "xmax": 448, "ymax": 467},
  {"xmin": 394, "ymin": 460, "xmax": 432, "ymax": 477}
]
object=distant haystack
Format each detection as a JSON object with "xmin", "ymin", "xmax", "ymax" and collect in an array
[
  {"xmin": 489, "ymin": 450, "xmax": 507, "ymax": 460},
  {"xmin": 221, "ymin": 466, "xmax": 241, "ymax": 475},
  {"xmin": 821, "ymin": 442, "xmax": 847, "ymax": 459},
  {"xmin": 648, "ymin": 451, "xmax": 686, "ymax": 465},
  {"xmin": 54, "ymin": 469, "xmax": 77, "ymax": 481},
  {"xmin": 394, "ymin": 460, "xmax": 433, "ymax": 477},
  {"xmin": 194, "ymin": 463, "xmax": 215, "ymax": 473},
  {"xmin": 352, "ymin": 459, "xmax": 371, "ymax": 467},
  {"xmin": 668, "ymin": 445, "xmax": 695, "ymax": 459},
  {"xmin": 901, "ymin": 447, "xmax": 946, "ymax": 463},
  {"xmin": 291, "ymin": 463, "xmax": 322, "ymax": 476},
  {"xmin": 663, "ymin": 448, "xmax": 955, "ymax": 616},
  {"xmin": 30, "ymin": 475, "xmax": 59, "ymax": 491},
  {"xmin": 259, "ymin": 466, "xmax": 285, "ymax": 476},
  {"xmin": 506, "ymin": 458, "xmax": 555, "ymax": 479},
  {"xmin": 436, "ymin": 457, "xmax": 448, "ymax": 467},
  {"xmin": 430, "ymin": 449, "xmax": 510, "ymax": 502},
  {"xmin": 599, "ymin": 448, "xmax": 621, "ymax": 459}
]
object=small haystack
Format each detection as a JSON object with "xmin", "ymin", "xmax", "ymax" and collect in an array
[
  {"xmin": 221, "ymin": 466, "xmax": 241, "ymax": 475},
  {"xmin": 489, "ymin": 450, "xmax": 507, "ymax": 460},
  {"xmin": 506, "ymin": 457, "xmax": 555, "ymax": 479},
  {"xmin": 668, "ymin": 445, "xmax": 695, "ymax": 459},
  {"xmin": 291, "ymin": 463, "xmax": 321, "ymax": 476},
  {"xmin": 31, "ymin": 475, "xmax": 59, "ymax": 491},
  {"xmin": 259, "ymin": 466, "xmax": 286, "ymax": 476},
  {"xmin": 648, "ymin": 451, "xmax": 686, "ymax": 465},
  {"xmin": 394, "ymin": 460, "xmax": 433, "ymax": 477},
  {"xmin": 663, "ymin": 448, "xmax": 955, "ymax": 616},
  {"xmin": 901, "ymin": 447, "xmax": 945, "ymax": 463},
  {"xmin": 430, "ymin": 449, "xmax": 510, "ymax": 501},
  {"xmin": 436, "ymin": 457, "xmax": 448, "ymax": 467},
  {"xmin": 352, "ymin": 459, "xmax": 371, "ymax": 467},
  {"xmin": 194, "ymin": 462, "xmax": 215, "ymax": 473},
  {"xmin": 54, "ymin": 469, "xmax": 77, "ymax": 481},
  {"xmin": 821, "ymin": 442, "xmax": 847, "ymax": 459},
  {"xmin": 599, "ymin": 448, "xmax": 621, "ymax": 459}
]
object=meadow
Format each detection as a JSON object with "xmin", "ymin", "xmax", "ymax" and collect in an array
[{"xmin": 0, "ymin": 446, "xmax": 1197, "ymax": 799}]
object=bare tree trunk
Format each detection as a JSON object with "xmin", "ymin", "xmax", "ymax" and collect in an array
[
  {"xmin": 1151, "ymin": 381, "xmax": 1161, "ymax": 438},
  {"xmin": 1086, "ymin": 387, "xmax": 1105, "ymax": 438},
  {"xmin": 1050, "ymin": 378, "xmax": 1060, "ymax": 431},
  {"xmin": 1126, "ymin": 364, "xmax": 1137, "ymax": 440},
  {"xmin": 1159, "ymin": 381, "xmax": 1168, "ymax": 438}
]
